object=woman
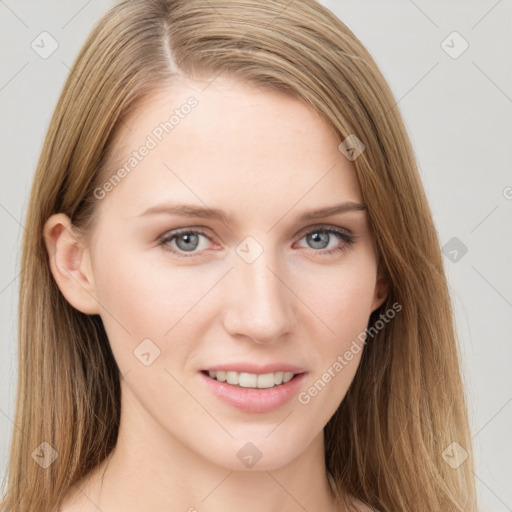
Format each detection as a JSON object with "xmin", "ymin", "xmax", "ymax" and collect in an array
[{"xmin": 1, "ymin": 0, "xmax": 479, "ymax": 511}]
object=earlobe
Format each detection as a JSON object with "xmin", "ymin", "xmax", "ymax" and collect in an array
[
  {"xmin": 43, "ymin": 213, "xmax": 100, "ymax": 315},
  {"xmin": 371, "ymin": 266, "xmax": 389, "ymax": 313}
]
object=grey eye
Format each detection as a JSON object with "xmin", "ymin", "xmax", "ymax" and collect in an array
[
  {"xmin": 305, "ymin": 231, "xmax": 331, "ymax": 249},
  {"xmin": 174, "ymin": 232, "xmax": 201, "ymax": 252}
]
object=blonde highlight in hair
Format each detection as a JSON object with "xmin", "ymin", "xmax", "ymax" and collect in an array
[{"xmin": 2, "ymin": 1, "xmax": 479, "ymax": 511}]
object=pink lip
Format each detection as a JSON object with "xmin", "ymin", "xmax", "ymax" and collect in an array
[{"xmin": 199, "ymin": 371, "xmax": 307, "ymax": 413}]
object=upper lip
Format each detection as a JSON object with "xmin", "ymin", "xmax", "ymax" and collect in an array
[{"xmin": 202, "ymin": 363, "xmax": 306, "ymax": 374}]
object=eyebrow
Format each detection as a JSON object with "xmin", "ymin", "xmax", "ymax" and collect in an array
[{"xmin": 138, "ymin": 201, "xmax": 366, "ymax": 223}]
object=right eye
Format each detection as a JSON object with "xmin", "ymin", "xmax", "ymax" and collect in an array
[{"xmin": 158, "ymin": 228, "xmax": 214, "ymax": 257}]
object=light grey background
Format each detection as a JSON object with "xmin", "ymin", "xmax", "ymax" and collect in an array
[{"xmin": 1, "ymin": 1, "xmax": 510, "ymax": 510}]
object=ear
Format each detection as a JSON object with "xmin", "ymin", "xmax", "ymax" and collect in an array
[
  {"xmin": 371, "ymin": 264, "xmax": 389, "ymax": 313},
  {"xmin": 43, "ymin": 213, "xmax": 100, "ymax": 315}
]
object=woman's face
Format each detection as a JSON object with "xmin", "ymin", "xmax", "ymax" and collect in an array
[{"xmin": 77, "ymin": 76, "xmax": 386, "ymax": 470}]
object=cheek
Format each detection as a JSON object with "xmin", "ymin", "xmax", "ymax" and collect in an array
[
  {"xmin": 299, "ymin": 257, "xmax": 377, "ymax": 340},
  {"xmin": 332, "ymin": 275, "xmax": 376, "ymax": 340},
  {"xmin": 294, "ymin": 256, "xmax": 376, "ymax": 412},
  {"xmin": 93, "ymin": 241, "xmax": 207, "ymax": 330},
  {"xmin": 90, "ymin": 241, "xmax": 228, "ymax": 372}
]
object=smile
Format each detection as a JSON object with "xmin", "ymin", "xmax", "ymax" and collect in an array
[{"xmin": 199, "ymin": 368, "xmax": 307, "ymax": 413}]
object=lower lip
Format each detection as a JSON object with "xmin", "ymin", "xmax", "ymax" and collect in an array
[{"xmin": 199, "ymin": 371, "xmax": 306, "ymax": 413}]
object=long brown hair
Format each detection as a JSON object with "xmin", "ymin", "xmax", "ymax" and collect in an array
[{"xmin": 1, "ymin": 1, "xmax": 479, "ymax": 510}]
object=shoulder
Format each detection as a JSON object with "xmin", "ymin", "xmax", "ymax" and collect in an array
[
  {"xmin": 328, "ymin": 473, "xmax": 381, "ymax": 512},
  {"xmin": 57, "ymin": 485, "xmax": 88, "ymax": 512},
  {"xmin": 58, "ymin": 457, "xmax": 111, "ymax": 511},
  {"xmin": 57, "ymin": 474, "xmax": 100, "ymax": 512},
  {"xmin": 349, "ymin": 495, "xmax": 381, "ymax": 512}
]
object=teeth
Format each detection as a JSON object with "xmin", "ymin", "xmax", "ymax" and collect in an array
[
  {"xmin": 257, "ymin": 373, "xmax": 275, "ymax": 388},
  {"xmin": 207, "ymin": 370, "xmax": 298, "ymax": 388},
  {"xmin": 283, "ymin": 371, "xmax": 294, "ymax": 383},
  {"xmin": 239, "ymin": 372, "xmax": 257, "ymax": 387},
  {"xmin": 226, "ymin": 371, "xmax": 238, "ymax": 385}
]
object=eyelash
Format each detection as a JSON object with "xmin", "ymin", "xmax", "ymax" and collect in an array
[{"xmin": 157, "ymin": 226, "xmax": 356, "ymax": 258}]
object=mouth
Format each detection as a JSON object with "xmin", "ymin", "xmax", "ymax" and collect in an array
[
  {"xmin": 199, "ymin": 367, "xmax": 307, "ymax": 413},
  {"xmin": 201, "ymin": 369, "xmax": 301, "ymax": 389}
]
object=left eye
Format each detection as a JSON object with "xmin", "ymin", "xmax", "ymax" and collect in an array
[
  {"xmin": 158, "ymin": 227, "xmax": 355, "ymax": 257},
  {"xmin": 296, "ymin": 228, "xmax": 354, "ymax": 254}
]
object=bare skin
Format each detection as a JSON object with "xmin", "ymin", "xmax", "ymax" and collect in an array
[{"xmin": 48, "ymin": 76, "xmax": 387, "ymax": 512}]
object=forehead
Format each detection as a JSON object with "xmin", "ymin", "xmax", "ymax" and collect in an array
[{"xmin": 97, "ymin": 76, "xmax": 363, "ymax": 223}]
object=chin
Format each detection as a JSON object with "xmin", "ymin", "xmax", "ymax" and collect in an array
[{"xmin": 193, "ymin": 432, "xmax": 312, "ymax": 472}]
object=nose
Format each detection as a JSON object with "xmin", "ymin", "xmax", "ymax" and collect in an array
[{"xmin": 222, "ymin": 251, "xmax": 296, "ymax": 345}]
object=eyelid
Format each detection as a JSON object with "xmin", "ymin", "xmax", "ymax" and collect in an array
[{"xmin": 294, "ymin": 222, "xmax": 354, "ymax": 238}]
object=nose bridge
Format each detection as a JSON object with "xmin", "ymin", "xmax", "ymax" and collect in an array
[{"xmin": 224, "ymin": 244, "xmax": 294, "ymax": 343}]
